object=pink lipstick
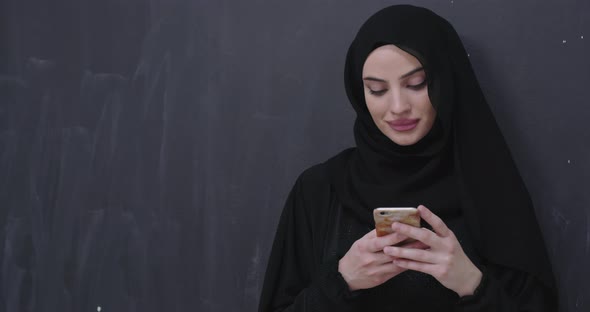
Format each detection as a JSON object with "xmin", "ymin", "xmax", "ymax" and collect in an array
[{"xmin": 387, "ymin": 119, "xmax": 419, "ymax": 132}]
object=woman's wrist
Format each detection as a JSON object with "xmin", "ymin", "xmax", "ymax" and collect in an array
[
  {"xmin": 456, "ymin": 266, "xmax": 483, "ymax": 297},
  {"xmin": 337, "ymin": 258, "xmax": 357, "ymax": 291}
]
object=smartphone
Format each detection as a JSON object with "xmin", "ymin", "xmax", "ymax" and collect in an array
[{"xmin": 373, "ymin": 207, "xmax": 421, "ymax": 237}]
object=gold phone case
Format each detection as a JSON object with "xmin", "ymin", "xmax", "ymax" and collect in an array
[{"xmin": 373, "ymin": 207, "xmax": 421, "ymax": 237}]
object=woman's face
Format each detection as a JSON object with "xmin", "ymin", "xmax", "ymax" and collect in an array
[{"xmin": 362, "ymin": 44, "xmax": 436, "ymax": 146}]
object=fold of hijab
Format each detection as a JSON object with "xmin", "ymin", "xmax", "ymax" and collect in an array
[{"xmin": 328, "ymin": 4, "xmax": 555, "ymax": 289}]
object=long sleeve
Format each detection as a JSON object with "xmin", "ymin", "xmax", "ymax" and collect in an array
[
  {"xmin": 455, "ymin": 264, "xmax": 558, "ymax": 311},
  {"xmin": 258, "ymin": 173, "xmax": 363, "ymax": 312},
  {"xmin": 258, "ymin": 165, "xmax": 559, "ymax": 312}
]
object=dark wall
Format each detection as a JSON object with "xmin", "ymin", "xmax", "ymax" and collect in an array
[{"xmin": 0, "ymin": 0, "xmax": 588, "ymax": 311}]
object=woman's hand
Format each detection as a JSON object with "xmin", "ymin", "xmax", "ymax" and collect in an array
[
  {"xmin": 338, "ymin": 229, "xmax": 428, "ymax": 291},
  {"xmin": 382, "ymin": 205, "xmax": 482, "ymax": 297}
]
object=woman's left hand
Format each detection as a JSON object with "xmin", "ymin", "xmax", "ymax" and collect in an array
[{"xmin": 383, "ymin": 205, "xmax": 482, "ymax": 297}]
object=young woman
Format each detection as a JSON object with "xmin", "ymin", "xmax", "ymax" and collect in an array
[{"xmin": 259, "ymin": 5, "xmax": 557, "ymax": 311}]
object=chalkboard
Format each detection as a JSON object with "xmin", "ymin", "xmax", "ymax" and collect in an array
[{"xmin": 1, "ymin": 0, "xmax": 588, "ymax": 311}]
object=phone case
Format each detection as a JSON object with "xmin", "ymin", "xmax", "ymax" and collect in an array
[{"xmin": 373, "ymin": 207, "xmax": 421, "ymax": 237}]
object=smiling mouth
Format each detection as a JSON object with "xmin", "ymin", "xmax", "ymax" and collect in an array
[{"xmin": 387, "ymin": 119, "xmax": 419, "ymax": 132}]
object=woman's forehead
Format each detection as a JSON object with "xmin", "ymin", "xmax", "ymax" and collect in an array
[{"xmin": 362, "ymin": 45, "xmax": 423, "ymax": 76}]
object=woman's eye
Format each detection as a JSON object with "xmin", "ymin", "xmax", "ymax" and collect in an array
[
  {"xmin": 369, "ymin": 89, "xmax": 387, "ymax": 96},
  {"xmin": 407, "ymin": 80, "xmax": 427, "ymax": 90}
]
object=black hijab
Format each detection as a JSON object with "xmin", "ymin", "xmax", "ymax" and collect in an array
[{"xmin": 329, "ymin": 4, "xmax": 555, "ymax": 288}]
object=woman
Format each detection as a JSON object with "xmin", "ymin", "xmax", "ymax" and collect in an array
[{"xmin": 259, "ymin": 5, "xmax": 557, "ymax": 311}]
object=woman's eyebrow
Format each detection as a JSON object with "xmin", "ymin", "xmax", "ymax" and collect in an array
[
  {"xmin": 363, "ymin": 76, "xmax": 387, "ymax": 82},
  {"xmin": 399, "ymin": 67, "xmax": 424, "ymax": 79},
  {"xmin": 363, "ymin": 67, "xmax": 424, "ymax": 83}
]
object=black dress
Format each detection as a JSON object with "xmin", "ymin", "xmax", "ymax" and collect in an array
[{"xmin": 258, "ymin": 150, "xmax": 557, "ymax": 312}]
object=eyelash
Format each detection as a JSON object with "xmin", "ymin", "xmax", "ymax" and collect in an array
[
  {"xmin": 408, "ymin": 80, "xmax": 427, "ymax": 90},
  {"xmin": 369, "ymin": 89, "xmax": 387, "ymax": 96},
  {"xmin": 369, "ymin": 80, "xmax": 427, "ymax": 96}
]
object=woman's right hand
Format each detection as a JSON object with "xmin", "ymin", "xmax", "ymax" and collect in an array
[{"xmin": 338, "ymin": 229, "xmax": 427, "ymax": 291}]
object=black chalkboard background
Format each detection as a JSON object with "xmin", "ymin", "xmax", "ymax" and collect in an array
[{"xmin": 1, "ymin": 0, "xmax": 588, "ymax": 311}]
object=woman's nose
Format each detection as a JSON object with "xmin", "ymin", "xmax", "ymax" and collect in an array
[{"xmin": 388, "ymin": 91, "xmax": 411, "ymax": 114}]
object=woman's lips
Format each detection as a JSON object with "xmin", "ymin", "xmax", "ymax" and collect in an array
[{"xmin": 387, "ymin": 119, "xmax": 419, "ymax": 132}]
